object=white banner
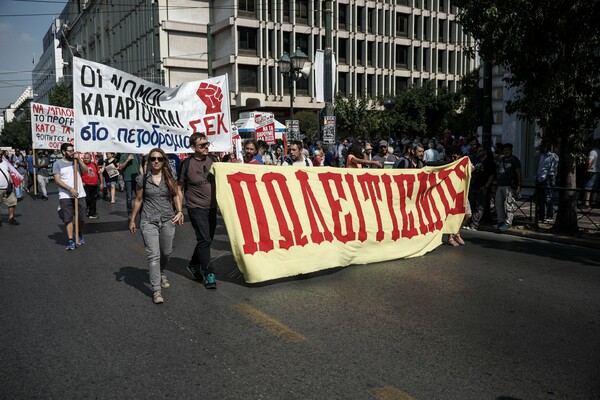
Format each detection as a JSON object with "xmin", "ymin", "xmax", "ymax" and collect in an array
[
  {"xmin": 30, "ymin": 103, "xmax": 75, "ymax": 150},
  {"xmin": 73, "ymin": 57, "xmax": 232, "ymax": 154},
  {"xmin": 314, "ymin": 50, "xmax": 336, "ymax": 103}
]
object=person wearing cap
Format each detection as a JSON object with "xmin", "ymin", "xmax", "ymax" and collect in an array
[
  {"xmin": 34, "ymin": 150, "xmax": 50, "ymax": 200},
  {"xmin": 373, "ymin": 140, "xmax": 398, "ymax": 166},
  {"xmin": 363, "ymin": 143, "xmax": 376, "ymax": 168}
]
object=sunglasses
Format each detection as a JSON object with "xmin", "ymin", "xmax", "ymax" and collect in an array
[
  {"xmin": 150, "ymin": 156, "xmax": 164, "ymax": 162},
  {"xmin": 195, "ymin": 142, "xmax": 210, "ymax": 148}
]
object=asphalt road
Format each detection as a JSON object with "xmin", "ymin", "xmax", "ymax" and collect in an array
[{"xmin": 1, "ymin": 185, "xmax": 599, "ymax": 400}]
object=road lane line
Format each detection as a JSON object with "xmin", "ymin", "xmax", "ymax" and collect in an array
[
  {"xmin": 231, "ymin": 303, "xmax": 306, "ymax": 343},
  {"xmin": 372, "ymin": 386, "xmax": 416, "ymax": 400}
]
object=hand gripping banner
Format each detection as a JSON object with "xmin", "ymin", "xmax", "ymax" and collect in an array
[
  {"xmin": 73, "ymin": 57, "xmax": 232, "ymax": 154},
  {"xmin": 213, "ymin": 157, "xmax": 471, "ymax": 283}
]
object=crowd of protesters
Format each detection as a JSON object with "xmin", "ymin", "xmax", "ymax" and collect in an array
[{"xmin": 2, "ymin": 132, "xmax": 599, "ymax": 304}]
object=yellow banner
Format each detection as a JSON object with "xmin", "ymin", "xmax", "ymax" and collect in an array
[{"xmin": 213, "ymin": 157, "xmax": 471, "ymax": 283}]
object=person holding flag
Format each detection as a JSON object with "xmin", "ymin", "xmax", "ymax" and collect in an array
[{"xmin": 53, "ymin": 143, "xmax": 87, "ymax": 250}]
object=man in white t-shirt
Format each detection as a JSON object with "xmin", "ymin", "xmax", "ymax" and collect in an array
[
  {"xmin": 283, "ymin": 142, "xmax": 313, "ymax": 167},
  {"xmin": 53, "ymin": 143, "xmax": 87, "ymax": 250}
]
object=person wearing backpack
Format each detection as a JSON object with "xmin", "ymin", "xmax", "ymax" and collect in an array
[
  {"xmin": 178, "ymin": 133, "xmax": 219, "ymax": 289},
  {"xmin": 394, "ymin": 143, "xmax": 425, "ymax": 169},
  {"xmin": 282, "ymin": 141, "xmax": 314, "ymax": 166}
]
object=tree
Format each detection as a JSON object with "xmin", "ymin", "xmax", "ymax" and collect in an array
[
  {"xmin": 455, "ymin": 0, "xmax": 600, "ymax": 234},
  {"xmin": 0, "ymin": 108, "xmax": 32, "ymax": 149},
  {"xmin": 296, "ymin": 110, "xmax": 319, "ymax": 140},
  {"xmin": 49, "ymin": 82, "xmax": 73, "ymax": 108},
  {"xmin": 334, "ymin": 95, "xmax": 385, "ymax": 139}
]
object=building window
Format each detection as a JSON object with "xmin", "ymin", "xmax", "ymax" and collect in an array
[
  {"xmin": 395, "ymin": 77, "xmax": 408, "ymax": 92},
  {"xmin": 296, "ymin": 33, "xmax": 310, "ymax": 54},
  {"xmin": 338, "ymin": 38, "xmax": 348, "ymax": 64},
  {"xmin": 239, "ymin": 28, "xmax": 258, "ymax": 55},
  {"xmin": 296, "ymin": 0, "xmax": 309, "ymax": 24},
  {"xmin": 357, "ymin": 40, "xmax": 365, "ymax": 65},
  {"xmin": 283, "ymin": 0, "xmax": 290, "ymax": 22},
  {"xmin": 367, "ymin": 42, "xmax": 375, "ymax": 66},
  {"xmin": 396, "ymin": 13, "xmax": 408, "ymax": 37},
  {"xmin": 438, "ymin": 19, "xmax": 445, "ymax": 41},
  {"xmin": 239, "ymin": 0, "xmax": 255, "ymax": 16},
  {"xmin": 396, "ymin": 45, "xmax": 408, "ymax": 67},
  {"xmin": 339, "ymin": 72, "xmax": 348, "ymax": 95},
  {"xmin": 296, "ymin": 77, "xmax": 309, "ymax": 95},
  {"xmin": 356, "ymin": 73, "xmax": 364, "ymax": 97},
  {"xmin": 239, "ymin": 65, "xmax": 258, "ymax": 92},
  {"xmin": 356, "ymin": 7, "xmax": 365, "ymax": 33},
  {"xmin": 338, "ymin": 4, "xmax": 347, "ymax": 30},
  {"xmin": 368, "ymin": 9, "xmax": 375, "ymax": 34}
]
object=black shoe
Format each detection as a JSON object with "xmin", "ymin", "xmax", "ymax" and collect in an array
[
  {"xmin": 186, "ymin": 264, "xmax": 204, "ymax": 282},
  {"xmin": 8, "ymin": 218, "xmax": 20, "ymax": 225},
  {"xmin": 42, "ymin": 196, "xmax": 48, "ymax": 201}
]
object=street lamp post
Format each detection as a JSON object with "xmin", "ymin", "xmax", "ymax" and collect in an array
[
  {"xmin": 278, "ymin": 47, "xmax": 308, "ymax": 122},
  {"xmin": 383, "ymin": 98, "xmax": 395, "ymax": 145}
]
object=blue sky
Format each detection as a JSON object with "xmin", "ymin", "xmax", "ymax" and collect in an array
[{"xmin": 0, "ymin": 0, "xmax": 66, "ymax": 111}]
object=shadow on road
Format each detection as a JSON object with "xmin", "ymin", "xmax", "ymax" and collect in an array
[
  {"xmin": 467, "ymin": 236, "xmax": 600, "ymax": 267},
  {"xmin": 114, "ymin": 266, "xmax": 152, "ymax": 298}
]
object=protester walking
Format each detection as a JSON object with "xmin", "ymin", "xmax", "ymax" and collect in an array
[
  {"xmin": 0, "ymin": 157, "xmax": 20, "ymax": 226},
  {"xmin": 53, "ymin": 143, "xmax": 87, "ymax": 250},
  {"xmin": 34, "ymin": 151, "xmax": 50, "ymax": 200},
  {"xmin": 119, "ymin": 152, "xmax": 143, "ymax": 216},
  {"xmin": 494, "ymin": 143, "xmax": 522, "ymax": 231},
  {"xmin": 129, "ymin": 148, "xmax": 184, "ymax": 304},
  {"xmin": 82, "ymin": 152, "xmax": 103, "ymax": 218},
  {"xmin": 178, "ymin": 133, "xmax": 219, "ymax": 289}
]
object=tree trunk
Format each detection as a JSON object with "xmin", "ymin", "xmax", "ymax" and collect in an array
[{"xmin": 553, "ymin": 135, "xmax": 579, "ymax": 234}]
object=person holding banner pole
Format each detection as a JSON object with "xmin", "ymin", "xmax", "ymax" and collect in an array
[
  {"xmin": 53, "ymin": 143, "xmax": 87, "ymax": 251},
  {"xmin": 178, "ymin": 133, "xmax": 218, "ymax": 289},
  {"xmin": 129, "ymin": 148, "xmax": 184, "ymax": 304}
]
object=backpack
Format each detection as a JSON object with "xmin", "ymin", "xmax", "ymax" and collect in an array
[
  {"xmin": 283, "ymin": 156, "xmax": 310, "ymax": 166},
  {"xmin": 393, "ymin": 157, "xmax": 411, "ymax": 169}
]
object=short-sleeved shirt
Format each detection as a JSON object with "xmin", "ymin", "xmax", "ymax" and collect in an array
[
  {"xmin": 178, "ymin": 156, "xmax": 216, "ymax": 209},
  {"xmin": 37, "ymin": 156, "xmax": 50, "ymax": 177},
  {"xmin": 136, "ymin": 173, "xmax": 175, "ymax": 222},
  {"xmin": 496, "ymin": 156, "xmax": 521, "ymax": 187},
  {"xmin": 52, "ymin": 159, "xmax": 86, "ymax": 199},
  {"xmin": 81, "ymin": 162, "xmax": 100, "ymax": 186},
  {"xmin": 471, "ymin": 156, "xmax": 496, "ymax": 189},
  {"xmin": 119, "ymin": 153, "xmax": 141, "ymax": 182}
]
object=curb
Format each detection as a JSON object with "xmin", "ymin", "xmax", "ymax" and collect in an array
[{"xmin": 475, "ymin": 226, "xmax": 599, "ymax": 249}]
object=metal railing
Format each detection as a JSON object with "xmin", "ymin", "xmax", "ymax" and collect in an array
[{"xmin": 491, "ymin": 185, "xmax": 600, "ymax": 232}]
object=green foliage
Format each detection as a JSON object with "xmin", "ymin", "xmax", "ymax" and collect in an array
[
  {"xmin": 0, "ymin": 108, "xmax": 32, "ymax": 149},
  {"xmin": 334, "ymin": 81, "xmax": 472, "ymax": 142},
  {"xmin": 49, "ymin": 82, "xmax": 73, "ymax": 108},
  {"xmin": 296, "ymin": 110, "xmax": 319, "ymax": 140},
  {"xmin": 455, "ymin": 0, "xmax": 600, "ymax": 233},
  {"xmin": 333, "ymin": 95, "xmax": 386, "ymax": 139}
]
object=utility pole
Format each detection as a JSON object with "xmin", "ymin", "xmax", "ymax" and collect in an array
[
  {"xmin": 482, "ymin": 60, "xmax": 493, "ymax": 150},
  {"xmin": 323, "ymin": 0, "xmax": 335, "ymax": 143}
]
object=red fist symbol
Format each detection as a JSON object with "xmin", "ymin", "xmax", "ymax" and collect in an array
[{"xmin": 196, "ymin": 82, "xmax": 223, "ymax": 114}]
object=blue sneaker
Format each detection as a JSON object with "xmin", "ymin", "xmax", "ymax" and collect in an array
[
  {"xmin": 204, "ymin": 273, "xmax": 217, "ymax": 289},
  {"xmin": 187, "ymin": 264, "xmax": 204, "ymax": 282},
  {"xmin": 77, "ymin": 235, "xmax": 85, "ymax": 245},
  {"xmin": 66, "ymin": 239, "xmax": 76, "ymax": 251},
  {"xmin": 498, "ymin": 223, "xmax": 511, "ymax": 232}
]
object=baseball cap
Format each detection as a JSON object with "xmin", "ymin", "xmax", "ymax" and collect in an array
[{"xmin": 379, "ymin": 140, "xmax": 388, "ymax": 147}]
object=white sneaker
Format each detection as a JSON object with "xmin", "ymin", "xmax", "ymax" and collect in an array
[
  {"xmin": 153, "ymin": 291, "xmax": 164, "ymax": 304},
  {"xmin": 160, "ymin": 274, "xmax": 170, "ymax": 289}
]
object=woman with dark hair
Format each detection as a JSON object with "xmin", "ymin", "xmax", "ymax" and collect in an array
[
  {"xmin": 346, "ymin": 142, "xmax": 382, "ymax": 168},
  {"xmin": 129, "ymin": 148, "xmax": 184, "ymax": 304}
]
